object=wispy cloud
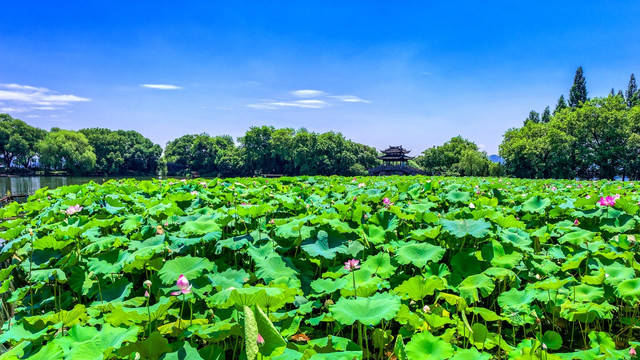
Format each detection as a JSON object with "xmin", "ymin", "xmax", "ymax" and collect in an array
[
  {"xmin": 291, "ymin": 89, "xmax": 325, "ymax": 98},
  {"xmin": 248, "ymin": 89, "xmax": 370, "ymax": 110},
  {"xmin": 140, "ymin": 84, "xmax": 182, "ymax": 90},
  {"xmin": 0, "ymin": 84, "xmax": 90, "ymax": 114},
  {"xmin": 331, "ymin": 95, "xmax": 371, "ymax": 103}
]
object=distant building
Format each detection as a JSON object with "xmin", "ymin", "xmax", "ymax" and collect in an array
[{"xmin": 368, "ymin": 145, "xmax": 424, "ymax": 176}]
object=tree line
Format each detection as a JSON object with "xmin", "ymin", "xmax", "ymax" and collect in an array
[
  {"xmin": 0, "ymin": 117, "xmax": 380, "ymax": 177},
  {"xmin": 499, "ymin": 67, "xmax": 640, "ymax": 180}
]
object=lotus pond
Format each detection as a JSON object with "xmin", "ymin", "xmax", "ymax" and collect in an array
[{"xmin": 0, "ymin": 176, "xmax": 639, "ymax": 359}]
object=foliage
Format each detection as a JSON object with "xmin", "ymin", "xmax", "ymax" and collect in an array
[
  {"xmin": 1, "ymin": 175, "xmax": 639, "ymax": 359},
  {"xmin": 0, "ymin": 114, "xmax": 46, "ymax": 169},
  {"xmin": 38, "ymin": 129, "xmax": 97, "ymax": 175},
  {"xmin": 415, "ymin": 136, "xmax": 499, "ymax": 177}
]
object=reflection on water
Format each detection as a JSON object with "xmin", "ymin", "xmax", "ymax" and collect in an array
[{"xmin": 0, "ymin": 176, "xmax": 159, "ymax": 199}]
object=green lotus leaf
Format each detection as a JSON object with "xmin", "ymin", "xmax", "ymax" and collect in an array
[
  {"xmin": 541, "ymin": 330, "xmax": 562, "ymax": 350},
  {"xmin": 458, "ymin": 274, "xmax": 495, "ymax": 303},
  {"xmin": 616, "ymin": 278, "xmax": 640, "ymax": 304},
  {"xmin": 486, "ymin": 241, "xmax": 523, "ymax": 269},
  {"xmin": 499, "ymin": 228, "xmax": 533, "ymax": 252},
  {"xmin": 410, "ymin": 226, "xmax": 441, "ymax": 241},
  {"xmin": 27, "ymin": 342, "xmax": 64, "ymax": 360},
  {"xmin": 158, "ymin": 255, "xmax": 215, "ymax": 285},
  {"xmin": 497, "ymin": 288, "xmax": 536, "ymax": 310},
  {"xmin": 301, "ymin": 230, "xmax": 348, "ymax": 259},
  {"xmin": 602, "ymin": 264, "xmax": 635, "ymax": 286},
  {"xmin": 441, "ymin": 219, "xmax": 491, "ymax": 238},
  {"xmin": 254, "ymin": 305, "xmax": 287, "ymax": 357},
  {"xmin": 361, "ymin": 252, "xmax": 397, "ymax": 279},
  {"xmin": 311, "ymin": 277, "xmax": 349, "ymax": 295},
  {"xmin": 363, "ymin": 224, "xmax": 386, "ymax": 245},
  {"xmin": 394, "ymin": 276, "xmax": 445, "ymax": 301},
  {"xmin": 405, "ymin": 331, "xmax": 454, "ymax": 360},
  {"xmin": 521, "ymin": 195, "xmax": 551, "ymax": 213},
  {"xmin": 255, "ymin": 255, "xmax": 299, "ymax": 283},
  {"xmin": 569, "ymin": 284, "xmax": 604, "ymax": 302},
  {"xmin": 560, "ymin": 301, "xmax": 616, "ymax": 323},
  {"xmin": 446, "ymin": 190, "xmax": 471, "ymax": 203},
  {"xmin": 395, "ymin": 242, "xmax": 446, "ymax": 268},
  {"xmin": 330, "ymin": 292, "xmax": 401, "ymax": 326},
  {"xmin": 557, "ymin": 229, "xmax": 596, "ymax": 245},
  {"xmin": 180, "ymin": 216, "xmax": 221, "ymax": 236}
]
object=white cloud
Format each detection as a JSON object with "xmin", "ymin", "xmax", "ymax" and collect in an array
[
  {"xmin": 248, "ymin": 99, "xmax": 329, "ymax": 110},
  {"xmin": 140, "ymin": 84, "xmax": 182, "ymax": 90},
  {"xmin": 0, "ymin": 84, "xmax": 90, "ymax": 114},
  {"xmin": 331, "ymin": 95, "xmax": 371, "ymax": 103},
  {"xmin": 291, "ymin": 90, "xmax": 325, "ymax": 98}
]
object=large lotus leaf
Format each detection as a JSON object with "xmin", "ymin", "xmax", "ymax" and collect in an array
[
  {"xmin": 499, "ymin": 228, "xmax": 533, "ymax": 252},
  {"xmin": 569, "ymin": 284, "xmax": 604, "ymax": 302},
  {"xmin": 361, "ymin": 252, "xmax": 397, "ymax": 279},
  {"xmin": 180, "ymin": 216, "xmax": 221, "ymax": 236},
  {"xmin": 446, "ymin": 190, "xmax": 471, "ymax": 204},
  {"xmin": 394, "ymin": 276, "xmax": 445, "ymax": 301},
  {"xmin": 521, "ymin": 195, "xmax": 551, "ymax": 213},
  {"xmin": 600, "ymin": 214, "xmax": 636, "ymax": 234},
  {"xmin": 322, "ymin": 218, "xmax": 356, "ymax": 234},
  {"xmin": 0, "ymin": 320, "xmax": 59, "ymax": 343},
  {"xmin": 87, "ymin": 249, "xmax": 130, "ymax": 275},
  {"xmin": 339, "ymin": 268, "xmax": 385, "ymax": 298},
  {"xmin": 158, "ymin": 255, "xmax": 215, "ymax": 285},
  {"xmin": 405, "ymin": 331, "xmax": 454, "ymax": 360},
  {"xmin": 557, "ymin": 229, "xmax": 596, "ymax": 245},
  {"xmin": 255, "ymin": 255, "xmax": 299, "ymax": 283},
  {"xmin": 602, "ymin": 264, "xmax": 635, "ymax": 286},
  {"xmin": 458, "ymin": 274, "xmax": 495, "ymax": 303},
  {"xmin": 616, "ymin": 278, "xmax": 640, "ymax": 304},
  {"xmin": 541, "ymin": 330, "xmax": 563, "ymax": 350},
  {"xmin": 410, "ymin": 227, "xmax": 440, "ymax": 241},
  {"xmin": 486, "ymin": 241, "xmax": 523, "ymax": 269},
  {"xmin": 330, "ymin": 292, "xmax": 401, "ymax": 326},
  {"xmin": 395, "ymin": 242, "xmax": 446, "ymax": 268},
  {"xmin": 560, "ymin": 301, "xmax": 616, "ymax": 323},
  {"xmin": 497, "ymin": 288, "xmax": 536, "ymax": 310},
  {"xmin": 441, "ymin": 219, "xmax": 491, "ymax": 238},
  {"xmin": 311, "ymin": 277, "xmax": 349, "ymax": 295},
  {"xmin": 370, "ymin": 211, "xmax": 399, "ymax": 232},
  {"xmin": 363, "ymin": 224, "xmax": 386, "ymax": 245},
  {"xmin": 209, "ymin": 268, "xmax": 250, "ymax": 290},
  {"xmin": 301, "ymin": 230, "xmax": 348, "ymax": 259},
  {"xmin": 27, "ymin": 342, "xmax": 64, "ymax": 360}
]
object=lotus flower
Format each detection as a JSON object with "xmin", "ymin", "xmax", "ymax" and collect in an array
[
  {"xmin": 630, "ymin": 347, "xmax": 636, "ymax": 357},
  {"xmin": 190, "ymin": 191, "xmax": 198, "ymax": 195},
  {"xmin": 469, "ymin": 202, "xmax": 475, "ymax": 209},
  {"xmin": 358, "ymin": 183, "xmax": 365, "ymax": 188},
  {"xmin": 598, "ymin": 196, "xmax": 616, "ymax": 207},
  {"xmin": 66, "ymin": 204, "xmax": 83, "ymax": 215},
  {"xmin": 585, "ymin": 195, "xmax": 591, "ymax": 199},
  {"xmin": 144, "ymin": 290, "xmax": 150, "ymax": 298},
  {"xmin": 257, "ymin": 334, "xmax": 265, "ymax": 346},
  {"xmin": 574, "ymin": 219, "xmax": 580, "ymax": 225},
  {"xmin": 344, "ymin": 259, "xmax": 360, "ymax": 271},
  {"xmin": 423, "ymin": 305, "xmax": 431, "ymax": 313},
  {"xmin": 382, "ymin": 197, "xmax": 391, "ymax": 205},
  {"xmin": 172, "ymin": 274, "xmax": 192, "ymax": 295}
]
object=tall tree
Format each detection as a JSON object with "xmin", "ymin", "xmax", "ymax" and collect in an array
[
  {"xmin": 38, "ymin": 130, "xmax": 96, "ymax": 175},
  {"xmin": 525, "ymin": 110, "xmax": 541, "ymax": 124},
  {"xmin": 554, "ymin": 95, "xmax": 567, "ymax": 115},
  {"xmin": 627, "ymin": 73, "xmax": 638, "ymax": 107},
  {"xmin": 569, "ymin": 66, "xmax": 588, "ymax": 107},
  {"xmin": 541, "ymin": 106, "xmax": 551, "ymax": 123},
  {"xmin": 0, "ymin": 114, "xmax": 46, "ymax": 169}
]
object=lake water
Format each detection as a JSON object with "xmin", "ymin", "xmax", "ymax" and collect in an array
[{"xmin": 0, "ymin": 176, "xmax": 159, "ymax": 199}]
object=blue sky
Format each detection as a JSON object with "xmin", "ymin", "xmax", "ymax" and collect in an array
[{"xmin": 2, "ymin": 1, "xmax": 640, "ymax": 155}]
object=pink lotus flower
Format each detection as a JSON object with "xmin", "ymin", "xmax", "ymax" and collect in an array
[
  {"xmin": 199, "ymin": 181, "xmax": 207, "ymax": 186},
  {"xmin": 358, "ymin": 183, "xmax": 365, "ymax": 188},
  {"xmin": 585, "ymin": 195, "xmax": 591, "ymax": 199},
  {"xmin": 172, "ymin": 274, "xmax": 192, "ymax": 295},
  {"xmin": 65, "ymin": 204, "xmax": 83, "ymax": 215},
  {"xmin": 144, "ymin": 290, "xmax": 150, "ymax": 298},
  {"xmin": 630, "ymin": 347, "xmax": 637, "ymax": 357},
  {"xmin": 344, "ymin": 259, "xmax": 360, "ymax": 271},
  {"xmin": 382, "ymin": 197, "xmax": 391, "ymax": 205},
  {"xmin": 574, "ymin": 219, "xmax": 580, "ymax": 225},
  {"xmin": 257, "ymin": 333, "xmax": 265, "ymax": 346},
  {"xmin": 614, "ymin": 194, "xmax": 621, "ymax": 200},
  {"xmin": 190, "ymin": 191, "xmax": 198, "ymax": 195},
  {"xmin": 598, "ymin": 196, "xmax": 616, "ymax": 207}
]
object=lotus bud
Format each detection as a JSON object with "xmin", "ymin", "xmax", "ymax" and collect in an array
[
  {"xmin": 144, "ymin": 290, "xmax": 150, "ymax": 298},
  {"xmin": 423, "ymin": 305, "xmax": 431, "ymax": 313},
  {"xmin": 156, "ymin": 225, "xmax": 164, "ymax": 235},
  {"xmin": 257, "ymin": 334, "xmax": 265, "ymax": 346},
  {"xmin": 629, "ymin": 347, "xmax": 636, "ymax": 357},
  {"xmin": 542, "ymin": 343, "xmax": 547, "ymax": 350}
]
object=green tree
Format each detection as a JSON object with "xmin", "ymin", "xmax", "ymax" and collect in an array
[
  {"xmin": 554, "ymin": 95, "xmax": 567, "ymax": 115},
  {"xmin": 0, "ymin": 114, "xmax": 47, "ymax": 170},
  {"xmin": 164, "ymin": 133, "xmax": 236, "ymax": 176},
  {"xmin": 541, "ymin": 106, "xmax": 551, "ymax": 123},
  {"xmin": 626, "ymin": 73, "xmax": 639, "ymax": 108},
  {"xmin": 415, "ymin": 136, "xmax": 492, "ymax": 176},
  {"xmin": 38, "ymin": 130, "xmax": 96, "ymax": 175},
  {"xmin": 569, "ymin": 66, "xmax": 588, "ymax": 108},
  {"xmin": 525, "ymin": 110, "xmax": 541, "ymax": 124}
]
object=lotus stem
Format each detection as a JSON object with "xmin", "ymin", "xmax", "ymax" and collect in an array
[{"xmin": 352, "ymin": 271, "xmax": 357, "ymax": 299}]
